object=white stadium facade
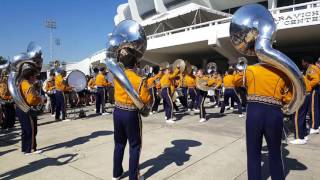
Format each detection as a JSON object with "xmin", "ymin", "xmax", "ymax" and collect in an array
[{"xmin": 67, "ymin": 0, "xmax": 320, "ymax": 74}]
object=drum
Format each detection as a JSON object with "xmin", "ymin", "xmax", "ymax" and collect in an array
[{"xmin": 67, "ymin": 70, "xmax": 87, "ymax": 92}]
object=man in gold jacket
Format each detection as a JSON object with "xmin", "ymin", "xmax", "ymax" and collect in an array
[
  {"xmin": 234, "ymin": 63, "xmax": 292, "ymax": 180},
  {"xmin": 95, "ymin": 67, "xmax": 110, "ymax": 115},
  {"xmin": 147, "ymin": 68, "xmax": 162, "ymax": 114},
  {"xmin": 196, "ymin": 69, "xmax": 216, "ymax": 122},
  {"xmin": 0, "ymin": 72, "xmax": 15, "ymax": 129},
  {"xmin": 112, "ymin": 48, "xmax": 151, "ymax": 180},
  {"xmin": 220, "ymin": 67, "xmax": 243, "ymax": 116},
  {"xmin": 185, "ymin": 71, "xmax": 197, "ymax": 112},
  {"xmin": 16, "ymin": 68, "xmax": 43, "ymax": 155},
  {"xmin": 160, "ymin": 65, "xmax": 180, "ymax": 123},
  {"xmin": 55, "ymin": 70, "xmax": 72, "ymax": 121},
  {"xmin": 290, "ymin": 72, "xmax": 313, "ymax": 145}
]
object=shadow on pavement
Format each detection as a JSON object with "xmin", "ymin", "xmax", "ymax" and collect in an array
[
  {"xmin": 261, "ymin": 144, "xmax": 307, "ymax": 180},
  {"xmin": 0, "ymin": 132, "xmax": 20, "ymax": 147},
  {"xmin": 123, "ymin": 139, "xmax": 202, "ymax": 179},
  {"xmin": 0, "ymin": 154, "xmax": 78, "ymax": 180},
  {"xmin": 0, "ymin": 149, "xmax": 16, "ymax": 156},
  {"xmin": 39, "ymin": 130, "xmax": 113, "ymax": 153}
]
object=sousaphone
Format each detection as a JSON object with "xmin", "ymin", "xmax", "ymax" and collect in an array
[{"xmin": 230, "ymin": 4, "xmax": 305, "ymax": 114}]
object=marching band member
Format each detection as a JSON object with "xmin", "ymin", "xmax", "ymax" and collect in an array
[
  {"xmin": 196, "ymin": 69, "xmax": 216, "ymax": 122},
  {"xmin": 43, "ymin": 72, "xmax": 56, "ymax": 115},
  {"xmin": 88, "ymin": 67, "xmax": 99, "ymax": 104},
  {"xmin": 0, "ymin": 72, "xmax": 15, "ymax": 130},
  {"xmin": 213, "ymin": 73, "xmax": 222, "ymax": 107},
  {"xmin": 160, "ymin": 65, "xmax": 180, "ymax": 123},
  {"xmin": 16, "ymin": 68, "xmax": 43, "ymax": 155},
  {"xmin": 147, "ymin": 68, "xmax": 162, "ymax": 115},
  {"xmin": 290, "ymin": 72, "xmax": 313, "ymax": 145},
  {"xmin": 185, "ymin": 71, "xmax": 197, "ymax": 112},
  {"xmin": 113, "ymin": 48, "xmax": 151, "ymax": 180},
  {"xmin": 179, "ymin": 72, "xmax": 188, "ymax": 109},
  {"xmin": 55, "ymin": 70, "xmax": 72, "ymax": 121},
  {"xmin": 220, "ymin": 67, "xmax": 243, "ymax": 117},
  {"xmin": 301, "ymin": 58, "xmax": 320, "ymax": 134},
  {"xmin": 95, "ymin": 67, "xmax": 111, "ymax": 115},
  {"xmin": 234, "ymin": 63, "xmax": 292, "ymax": 180},
  {"xmin": 171, "ymin": 74, "xmax": 180, "ymax": 112}
]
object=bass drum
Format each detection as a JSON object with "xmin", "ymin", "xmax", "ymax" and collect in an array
[{"xmin": 67, "ymin": 70, "xmax": 87, "ymax": 92}]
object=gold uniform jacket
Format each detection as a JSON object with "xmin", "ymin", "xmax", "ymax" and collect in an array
[
  {"xmin": 95, "ymin": 73, "xmax": 110, "ymax": 87},
  {"xmin": 114, "ymin": 69, "xmax": 151, "ymax": 107},
  {"xmin": 184, "ymin": 74, "xmax": 196, "ymax": 88},
  {"xmin": 160, "ymin": 68, "xmax": 179, "ymax": 89},
  {"xmin": 234, "ymin": 64, "xmax": 292, "ymax": 105},
  {"xmin": 223, "ymin": 74, "xmax": 235, "ymax": 89},
  {"xmin": 55, "ymin": 74, "xmax": 72, "ymax": 92},
  {"xmin": 20, "ymin": 80, "xmax": 42, "ymax": 106}
]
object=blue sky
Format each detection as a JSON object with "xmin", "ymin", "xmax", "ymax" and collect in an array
[{"xmin": 0, "ymin": 0, "xmax": 128, "ymax": 63}]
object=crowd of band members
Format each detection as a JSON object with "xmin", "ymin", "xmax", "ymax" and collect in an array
[{"xmin": 1, "ymin": 56, "xmax": 320, "ymax": 179}]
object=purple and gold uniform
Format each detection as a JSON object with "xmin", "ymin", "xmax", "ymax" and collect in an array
[
  {"xmin": 234, "ymin": 64, "xmax": 292, "ymax": 180},
  {"xmin": 185, "ymin": 74, "xmax": 197, "ymax": 110},
  {"xmin": 0, "ymin": 78, "xmax": 15, "ymax": 129},
  {"xmin": 220, "ymin": 72, "xmax": 242, "ymax": 114},
  {"xmin": 95, "ymin": 72, "xmax": 110, "ymax": 114},
  {"xmin": 292, "ymin": 75, "xmax": 313, "ymax": 141},
  {"xmin": 113, "ymin": 69, "xmax": 151, "ymax": 180},
  {"xmin": 55, "ymin": 74, "xmax": 72, "ymax": 120},
  {"xmin": 196, "ymin": 75, "xmax": 217, "ymax": 119},
  {"xmin": 147, "ymin": 72, "xmax": 162, "ymax": 113},
  {"xmin": 160, "ymin": 68, "xmax": 179, "ymax": 120},
  {"xmin": 17, "ymin": 79, "xmax": 42, "ymax": 153}
]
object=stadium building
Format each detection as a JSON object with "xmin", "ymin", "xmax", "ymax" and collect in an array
[{"xmin": 67, "ymin": 0, "xmax": 320, "ymax": 74}]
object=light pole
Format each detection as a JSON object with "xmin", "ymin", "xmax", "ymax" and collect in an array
[{"xmin": 45, "ymin": 18, "xmax": 57, "ymax": 61}]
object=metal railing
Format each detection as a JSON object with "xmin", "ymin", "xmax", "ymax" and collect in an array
[{"xmin": 147, "ymin": 0, "xmax": 320, "ymax": 40}]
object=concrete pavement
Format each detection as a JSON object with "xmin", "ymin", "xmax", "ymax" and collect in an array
[{"xmin": 0, "ymin": 102, "xmax": 320, "ymax": 180}]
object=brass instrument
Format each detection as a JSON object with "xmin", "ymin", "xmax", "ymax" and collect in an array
[
  {"xmin": 142, "ymin": 64, "xmax": 152, "ymax": 76},
  {"xmin": 173, "ymin": 59, "xmax": 186, "ymax": 73},
  {"xmin": 160, "ymin": 62, "xmax": 170, "ymax": 70},
  {"xmin": 206, "ymin": 62, "xmax": 217, "ymax": 74},
  {"xmin": 230, "ymin": 4, "xmax": 305, "ymax": 114},
  {"xmin": 235, "ymin": 57, "xmax": 248, "ymax": 71},
  {"xmin": 105, "ymin": 20, "xmax": 150, "ymax": 116},
  {"xmin": 196, "ymin": 77, "xmax": 215, "ymax": 91},
  {"xmin": 7, "ymin": 42, "xmax": 43, "ymax": 113},
  {"xmin": 0, "ymin": 74, "xmax": 13, "ymax": 105}
]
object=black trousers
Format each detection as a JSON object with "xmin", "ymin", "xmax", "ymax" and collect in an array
[
  {"xmin": 17, "ymin": 108, "xmax": 38, "ymax": 153},
  {"xmin": 49, "ymin": 94, "xmax": 56, "ymax": 115},
  {"xmin": 1, "ymin": 103, "xmax": 15, "ymax": 129},
  {"xmin": 96, "ymin": 87, "xmax": 105, "ymax": 114}
]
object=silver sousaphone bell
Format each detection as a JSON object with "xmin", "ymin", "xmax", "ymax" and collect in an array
[
  {"xmin": 230, "ymin": 4, "xmax": 305, "ymax": 114},
  {"xmin": 8, "ymin": 42, "xmax": 43, "ymax": 113}
]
